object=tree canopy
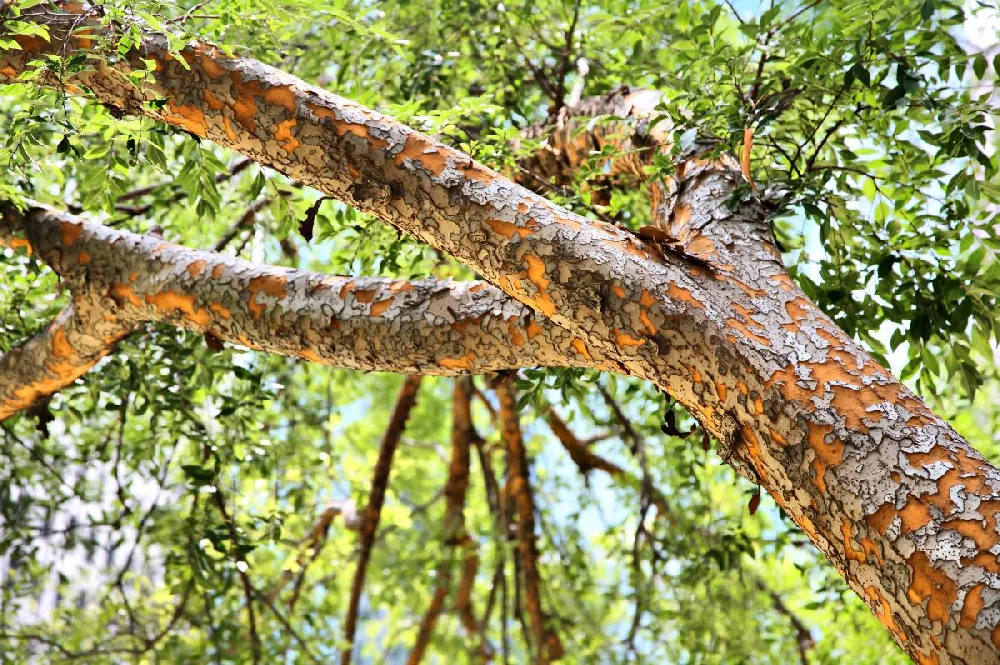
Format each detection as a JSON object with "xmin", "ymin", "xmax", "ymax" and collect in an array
[{"xmin": 0, "ymin": 0, "xmax": 998, "ymax": 663}]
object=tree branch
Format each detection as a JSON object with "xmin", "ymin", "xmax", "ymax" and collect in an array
[
  {"xmin": 0, "ymin": 202, "xmax": 594, "ymax": 420},
  {"xmin": 494, "ymin": 376, "xmax": 563, "ymax": 663},
  {"xmin": 342, "ymin": 375, "xmax": 422, "ymax": 665},
  {"xmin": 407, "ymin": 377, "xmax": 477, "ymax": 665}
]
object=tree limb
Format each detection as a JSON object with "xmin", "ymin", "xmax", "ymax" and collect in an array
[
  {"xmin": 407, "ymin": 377, "xmax": 477, "ymax": 665},
  {"xmin": 342, "ymin": 375, "xmax": 422, "ymax": 665},
  {"xmin": 0, "ymin": 202, "xmax": 594, "ymax": 420},
  {"xmin": 494, "ymin": 376, "xmax": 563, "ymax": 663}
]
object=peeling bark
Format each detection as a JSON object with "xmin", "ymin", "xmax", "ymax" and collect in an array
[
  {"xmin": 0, "ymin": 202, "xmax": 593, "ymax": 418},
  {"xmin": 5, "ymin": 8, "xmax": 1000, "ymax": 663},
  {"xmin": 0, "ymin": 300, "xmax": 130, "ymax": 421}
]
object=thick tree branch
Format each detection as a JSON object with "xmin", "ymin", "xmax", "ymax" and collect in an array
[
  {"xmin": 342, "ymin": 375, "xmax": 421, "ymax": 665},
  {"xmin": 0, "ymin": 298, "xmax": 131, "ymax": 421},
  {"xmin": 0, "ymin": 202, "xmax": 594, "ymax": 420}
]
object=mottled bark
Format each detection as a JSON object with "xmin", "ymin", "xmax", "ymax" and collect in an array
[
  {"xmin": 0, "ymin": 202, "xmax": 593, "ymax": 418},
  {"xmin": 4, "ymin": 8, "xmax": 1000, "ymax": 664},
  {"xmin": 0, "ymin": 299, "xmax": 130, "ymax": 421}
]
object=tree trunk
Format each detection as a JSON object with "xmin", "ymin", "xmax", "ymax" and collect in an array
[{"xmin": 4, "ymin": 7, "xmax": 1000, "ymax": 663}]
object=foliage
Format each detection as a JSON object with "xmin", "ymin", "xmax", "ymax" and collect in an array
[{"xmin": 0, "ymin": 0, "xmax": 997, "ymax": 663}]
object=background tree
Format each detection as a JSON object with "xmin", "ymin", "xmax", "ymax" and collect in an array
[{"xmin": 0, "ymin": 0, "xmax": 998, "ymax": 664}]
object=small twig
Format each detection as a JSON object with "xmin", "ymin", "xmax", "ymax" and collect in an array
[{"xmin": 212, "ymin": 489, "xmax": 262, "ymax": 665}]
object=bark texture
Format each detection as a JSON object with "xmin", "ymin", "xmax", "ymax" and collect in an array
[
  {"xmin": 4, "ymin": 8, "xmax": 1000, "ymax": 664},
  {"xmin": 0, "ymin": 202, "xmax": 592, "ymax": 417}
]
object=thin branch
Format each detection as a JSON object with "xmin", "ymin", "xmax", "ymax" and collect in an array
[
  {"xmin": 753, "ymin": 576, "xmax": 814, "ymax": 665},
  {"xmin": 407, "ymin": 378, "xmax": 475, "ymax": 665},
  {"xmin": 265, "ymin": 500, "xmax": 359, "ymax": 604},
  {"xmin": 212, "ymin": 489, "xmax": 262, "ymax": 665},
  {"xmin": 341, "ymin": 375, "xmax": 423, "ymax": 665},
  {"xmin": 494, "ymin": 376, "xmax": 563, "ymax": 663},
  {"xmin": 552, "ymin": 0, "xmax": 582, "ymax": 114}
]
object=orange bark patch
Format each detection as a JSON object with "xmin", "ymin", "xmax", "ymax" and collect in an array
[
  {"xmin": 394, "ymin": 134, "xmax": 449, "ymax": 174},
  {"xmin": 461, "ymin": 161, "xmax": 496, "ymax": 183},
  {"xmin": 768, "ymin": 429, "xmax": 786, "ymax": 446},
  {"xmin": 369, "ymin": 298, "xmax": 393, "ymax": 316},
  {"xmin": 354, "ymin": 289, "xmax": 377, "ymax": 304},
  {"xmin": 212, "ymin": 264, "xmax": 226, "ymax": 278},
  {"xmin": 483, "ymin": 218, "xmax": 536, "ymax": 240},
  {"xmin": 615, "ymin": 331, "xmax": 646, "ymax": 348},
  {"xmin": 145, "ymin": 291, "xmax": 211, "ymax": 326},
  {"xmin": 740, "ymin": 425, "xmax": 769, "ymax": 484},
  {"xmin": 666, "ymin": 282, "xmax": 705, "ymax": 310},
  {"xmin": 247, "ymin": 274, "xmax": 288, "ymax": 319},
  {"xmin": 842, "ymin": 520, "xmax": 866, "ymax": 563},
  {"xmin": 110, "ymin": 283, "xmax": 142, "ymax": 308},
  {"xmin": 570, "ymin": 338, "xmax": 592, "ymax": 360},
  {"xmin": 864, "ymin": 585, "xmax": 907, "ymax": 644},
  {"xmin": 293, "ymin": 348, "xmax": 325, "ymax": 364},
  {"xmin": 807, "ymin": 423, "xmax": 842, "ymax": 494},
  {"xmin": 197, "ymin": 50, "xmax": 227, "ymax": 78},
  {"xmin": 450, "ymin": 316, "xmax": 482, "ymax": 333},
  {"xmin": 6, "ymin": 237, "xmax": 32, "ymax": 253},
  {"xmin": 639, "ymin": 310, "xmax": 657, "ymax": 335},
  {"xmin": 390, "ymin": 281, "xmax": 416, "ymax": 293},
  {"xmin": 612, "ymin": 285, "xmax": 626, "ymax": 299},
  {"xmin": 203, "ymin": 88, "xmax": 226, "ymax": 111},
  {"xmin": 441, "ymin": 353, "xmax": 475, "ymax": 370},
  {"xmin": 208, "ymin": 302, "xmax": 231, "ymax": 319},
  {"xmin": 60, "ymin": 221, "xmax": 83, "ymax": 247},
  {"xmin": 508, "ymin": 319, "xmax": 525, "ymax": 346},
  {"xmin": 231, "ymin": 94, "xmax": 258, "ymax": 132},
  {"xmin": 906, "ymin": 551, "xmax": 957, "ymax": 626},
  {"xmin": 274, "ymin": 118, "xmax": 300, "ymax": 153},
  {"xmin": 523, "ymin": 256, "xmax": 555, "ymax": 317},
  {"xmin": 526, "ymin": 320, "xmax": 544, "ymax": 339},
  {"xmin": 165, "ymin": 102, "xmax": 207, "ymax": 137},
  {"xmin": 222, "ymin": 116, "xmax": 238, "ymax": 141},
  {"xmin": 339, "ymin": 280, "xmax": 355, "ymax": 299},
  {"xmin": 230, "ymin": 74, "xmax": 297, "ymax": 126},
  {"xmin": 77, "ymin": 251, "xmax": 90, "ymax": 265},
  {"xmin": 959, "ymin": 583, "xmax": 985, "ymax": 628},
  {"xmin": 186, "ymin": 260, "xmax": 206, "ymax": 278},
  {"xmin": 716, "ymin": 382, "xmax": 727, "ymax": 402}
]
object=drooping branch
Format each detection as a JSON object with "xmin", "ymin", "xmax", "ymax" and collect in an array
[
  {"xmin": 0, "ymin": 202, "xmax": 595, "ymax": 420},
  {"xmin": 494, "ymin": 377, "xmax": 563, "ymax": 663},
  {"xmin": 342, "ymin": 375, "xmax": 422, "ymax": 665},
  {"xmin": 8, "ymin": 8, "xmax": 1000, "ymax": 663}
]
